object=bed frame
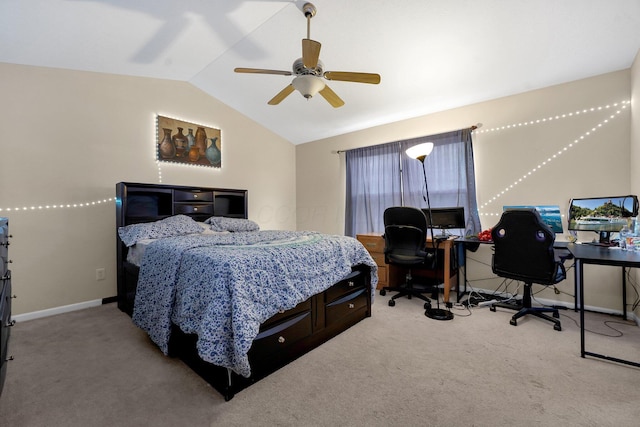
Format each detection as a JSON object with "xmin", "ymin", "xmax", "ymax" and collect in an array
[{"xmin": 116, "ymin": 182, "xmax": 372, "ymax": 400}]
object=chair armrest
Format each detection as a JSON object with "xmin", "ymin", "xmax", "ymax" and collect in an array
[{"xmin": 554, "ymin": 247, "xmax": 574, "ymax": 264}]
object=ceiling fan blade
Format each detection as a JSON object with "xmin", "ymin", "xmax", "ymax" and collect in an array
[
  {"xmin": 302, "ymin": 39, "xmax": 321, "ymax": 69},
  {"xmin": 234, "ymin": 67, "xmax": 292, "ymax": 76},
  {"xmin": 268, "ymin": 84, "xmax": 295, "ymax": 105},
  {"xmin": 324, "ymin": 71, "xmax": 381, "ymax": 84},
  {"xmin": 319, "ymin": 85, "xmax": 345, "ymax": 108}
]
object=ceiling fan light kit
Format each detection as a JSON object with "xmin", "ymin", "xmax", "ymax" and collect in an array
[
  {"xmin": 292, "ymin": 75, "xmax": 325, "ymax": 99},
  {"xmin": 234, "ymin": 2, "xmax": 380, "ymax": 108}
]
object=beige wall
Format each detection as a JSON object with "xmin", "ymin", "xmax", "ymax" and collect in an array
[
  {"xmin": 297, "ymin": 70, "xmax": 633, "ymax": 312},
  {"xmin": 0, "ymin": 63, "xmax": 297, "ymax": 315}
]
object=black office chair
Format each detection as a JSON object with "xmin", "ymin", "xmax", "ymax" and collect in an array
[
  {"xmin": 380, "ymin": 207, "xmax": 437, "ymax": 308},
  {"xmin": 489, "ymin": 209, "xmax": 566, "ymax": 331}
]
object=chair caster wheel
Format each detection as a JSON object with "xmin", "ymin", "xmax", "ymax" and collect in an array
[
  {"xmin": 380, "ymin": 289, "xmax": 386, "ymax": 296},
  {"xmin": 489, "ymin": 306, "xmax": 496, "ymax": 312},
  {"xmin": 424, "ymin": 302, "xmax": 431, "ymax": 310},
  {"xmin": 554, "ymin": 324, "xmax": 562, "ymax": 331},
  {"xmin": 388, "ymin": 299, "xmax": 395, "ymax": 307},
  {"xmin": 509, "ymin": 318, "xmax": 518, "ymax": 326}
]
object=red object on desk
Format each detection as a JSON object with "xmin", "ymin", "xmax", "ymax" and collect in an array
[{"xmin": 478, "ymin": 228, "xmax": 493, "ymax": 242}]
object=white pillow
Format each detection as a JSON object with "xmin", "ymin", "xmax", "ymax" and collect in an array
[
  {"xmin": 204, "ymin": 216, "xmax": 260, "ymax": 232},
  {"xmin": 118, "ymin": 215, "xmax": 204, "ymax": 247}
]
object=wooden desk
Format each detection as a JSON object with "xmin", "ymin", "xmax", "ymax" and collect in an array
[{"xmin": 356, "ymin": 233, "xmax": 458, "ymax": 303}]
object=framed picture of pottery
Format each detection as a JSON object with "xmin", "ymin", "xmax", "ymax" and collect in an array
[{"xmin": 156, "ymin": 115, "xmax": 221, "ymax": 168}]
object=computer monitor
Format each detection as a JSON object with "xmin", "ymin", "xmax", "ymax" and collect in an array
[
  {"xmin": 503, "ymin": 205, "xmax": 563, "ymax": 234},
  {"xmin": 568, "ymin": 195, "xmax": 639, "ymax": 245},
  {"xmin": 421, "ymin": 207, "xmax": 465, "ymax": 236}
]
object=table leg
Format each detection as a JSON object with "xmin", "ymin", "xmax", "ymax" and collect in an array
[
  {"xmin": 578, "ymin": 259, "xmax": 585, "ymax": 358},
  {"xmin": 443, "ymin": 240, "xmax": 451, "ymax": 303},
  {"xmin": 622, "ymin": 266, "xmax": 627, "ymax": 321}
]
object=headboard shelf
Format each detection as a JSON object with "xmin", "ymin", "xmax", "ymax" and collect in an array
[{"xmin": 115, "ymin": 182, "xmax": 249, "ymax": 313}]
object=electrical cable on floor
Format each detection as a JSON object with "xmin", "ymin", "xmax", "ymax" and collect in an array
[
  {"xmin": 450, "ymin": 301, "xmax": 472, "ymax": 316},
  {"xmin": 459, "ymin": 277, "xmax": 516, "ymax": 309},
  {"xmin": 495, "ymin": 279, "xmax": 520, "ymax": 304},
  {"xmin": 625, "ymin": 268, "xmax": 640, "ymax": 311},
  {"xmin": 559, "ymin": 313, "xmax": 628, "ymax": 338},
  {"xmin": 551, "ymin": 285, "xmax": 574, "ymax": 299}
]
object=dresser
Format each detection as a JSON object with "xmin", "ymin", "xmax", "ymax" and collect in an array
[
  {"xmin": 0, "ymin": 217, "xmax": 13, "ymax": 398},
  {"xmin": 356, "ymin": 233, "xmax": 458, "ymax": 302}
]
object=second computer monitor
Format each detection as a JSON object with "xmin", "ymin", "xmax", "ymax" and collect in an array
[
  {"xmin": 503, "ymin": 205, "xmax": 563, "ymax": 233},
  {"xmin": 422, "ymin": 206, "xmax": 465, "ymax": 234}
]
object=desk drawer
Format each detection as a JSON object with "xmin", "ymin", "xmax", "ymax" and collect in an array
[
  {"xmin": 377, "ymin": 264, "xmax": 388, "ymax": 287},
  {"xmin": 370, "ymin": 252, "xmax": 386, "ymax": 266},
  {"xmin": 357, "ymin": 235, "xmax": 384, "ymax": 254}
]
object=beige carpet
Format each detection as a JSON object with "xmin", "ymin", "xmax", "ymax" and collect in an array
[{"xmin": 1, "ymin": 297, "xmax": 640, "ymax": 427}]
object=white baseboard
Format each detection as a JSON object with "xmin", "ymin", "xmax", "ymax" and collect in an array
[{"xmin": 12, "ymin": 299, "xmax": 104, "ymax": 323}]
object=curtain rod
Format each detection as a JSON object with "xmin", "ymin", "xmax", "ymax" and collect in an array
[{"xmin": 334, "ymin": 123, "xmax": 482, "ymax": 154}]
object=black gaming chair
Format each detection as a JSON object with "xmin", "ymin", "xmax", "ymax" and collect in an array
[
  {"xmin": 380, "ymin": 207, "xmax": 436, "ymax": 308},
  {"xmin": 489, "ymin": 209, "xmax": 567, "ymax": 331}
]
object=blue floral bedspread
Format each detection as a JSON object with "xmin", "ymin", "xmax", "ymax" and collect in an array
[{"xmin": 132, "ymin": 230, "xmax": 378, "ymax": 377}]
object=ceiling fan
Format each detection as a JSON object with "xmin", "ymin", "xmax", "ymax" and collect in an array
[{"xmin": 234, "ymin": 2, "xmax": 381, "ymax": 108}]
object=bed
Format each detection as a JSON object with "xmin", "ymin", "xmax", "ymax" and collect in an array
[{"xmin": 116, "ymin": 182, "xmax": 378, "ymax": 400}]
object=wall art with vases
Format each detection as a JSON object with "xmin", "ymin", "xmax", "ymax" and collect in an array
[{"xmin": 156, "ymin": 115, "xmax": 221, "ymax": 168}]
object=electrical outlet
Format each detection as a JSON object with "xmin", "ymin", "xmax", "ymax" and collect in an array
[{"xmin": 96, "ymin": 268, "xmax": 106, "ymax": 281}]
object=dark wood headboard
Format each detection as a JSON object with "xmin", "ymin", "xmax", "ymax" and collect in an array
[{"xmin": 115, "ymin": 182, "xmax": 248, "ymax": 314}]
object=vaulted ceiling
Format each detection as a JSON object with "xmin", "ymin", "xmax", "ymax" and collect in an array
[{"xmin": 2, "ymin": 0, "xmax": 639, "ymax": 144}]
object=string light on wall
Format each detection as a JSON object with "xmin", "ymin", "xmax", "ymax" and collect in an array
[
  {"xmin": 155, "ymin": 157, "xmax": 222, "ymax": 185},
  {"xmin": 0, "ymin": 198, "xmax": 115, "ymax": 213},
  {"xmin": 475, "ymin": 101, "xmax": 630, "ymax": 135},
  {"xmin": 477, "ymin": 100, "xmax": 630, "ymax": 219}
]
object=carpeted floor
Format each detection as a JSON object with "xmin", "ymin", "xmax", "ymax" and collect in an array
[{"xmin": 1, "ymin": 297, "xmax": 640, "ymax": 426}]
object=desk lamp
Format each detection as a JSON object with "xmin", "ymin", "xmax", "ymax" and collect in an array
[{"xmin": 406, "ymin": 142, "xmax": 454, "ymax": 321}]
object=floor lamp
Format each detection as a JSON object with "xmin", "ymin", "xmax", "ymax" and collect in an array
[{"xmin": 406, "ymin": 142, "xmax": 454, "ymax": 321}]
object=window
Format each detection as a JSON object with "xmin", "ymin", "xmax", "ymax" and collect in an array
[{"xmin": 345, "ymin": 129, "xmax": 480, "ymax": 237}]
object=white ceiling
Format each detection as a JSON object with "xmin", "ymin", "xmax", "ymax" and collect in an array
[{"xmin": 2, "ymin": 0, "xmax": 639, "ymax": 144}]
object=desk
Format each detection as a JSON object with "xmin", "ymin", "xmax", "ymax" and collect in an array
[
  {"xmin": 454, "ymin": 239, "xmax": 574, "ymax": 302},
  {"xmin": 356, "ymin": 233, "xmax": 457, "ymax": 302},
  {"xmin": 568, "ymin": 243, "xmax": 640, "ymax": 367}
]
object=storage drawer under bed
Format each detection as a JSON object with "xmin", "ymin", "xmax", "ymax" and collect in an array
[
  {"xmin": 325, "ymin": 287, "xmax": 368, "ymax": 326},
  {"xmin": 261, "ymin": 298, "xmax": 312, "ymax": 329},
  {"xmin": 325, "ymin": 270, "xmax": 367, "ymax": 303},
  {"xmin": 250, "ymin": 311, "xmax": 313, "ymax": 357}
]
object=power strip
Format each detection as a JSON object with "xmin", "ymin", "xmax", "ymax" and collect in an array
[{"xmin": 476, "ymin": 299, "xmax": 498, "ymax": 307}]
